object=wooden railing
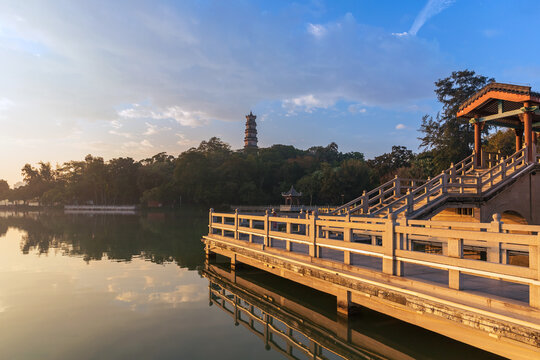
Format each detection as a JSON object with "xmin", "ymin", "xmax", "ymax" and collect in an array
[
  {"xmin": 330, "ymin": 177, "xmax": 425, "ymax": 216},
  {"xmin": 368, "ymin": 147, "xmax": 533, "ymax": 218},
  {"xmin": 208, "ymin": 209, "xmax": 540, "ymax": 308}
]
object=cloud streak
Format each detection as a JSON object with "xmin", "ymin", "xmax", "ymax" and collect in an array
[{"xmin": 394, "ymin": 0, "xmax": 455, "ymax": 37}]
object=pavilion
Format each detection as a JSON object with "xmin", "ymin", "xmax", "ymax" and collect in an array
[
  {"xmin": 457, "ymin": 82, "xmax": 540, "ymax": 167},
  {"xmin": 281, "ymin": 186, "xmax": 302, "ymax": 206}
]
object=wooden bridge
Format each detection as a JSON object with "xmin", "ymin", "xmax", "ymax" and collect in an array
[{"xmin": 203, "ymin": 205, "xmax": 540, "ymax": 358}]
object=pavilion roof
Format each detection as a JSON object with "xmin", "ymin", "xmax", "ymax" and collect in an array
[
  {"xmin": 281, "ymin": 186, "xmax": 302, "ymax": 197},
  {"xmin": 457, "ymin": 82, "xmax": 540, "ymax": 131}
]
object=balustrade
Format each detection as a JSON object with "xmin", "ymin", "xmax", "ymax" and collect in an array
[{"xmin": 208, "ymin": 208, "xmax": 540, "ymax": 308}]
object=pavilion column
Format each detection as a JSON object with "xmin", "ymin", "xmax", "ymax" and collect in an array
[
  {"xmin": 523, "ymin": 102, "xmax": 533, "ymax": 162},
  {"xmin": 474, "ymin": 120, "xmax": 482, "ymax": 168},
  {"xmin": 515, "ymin": 128, "xmax": 524, "ymax": 152}
]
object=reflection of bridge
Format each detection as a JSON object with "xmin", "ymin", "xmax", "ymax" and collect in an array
[
  {"xmin": 203, "ymin": 262, "xmax": 502, "ymax": 359},
  {"xmin": 203, "ymin": 263, "xmax": 394, "ymax": 360}
]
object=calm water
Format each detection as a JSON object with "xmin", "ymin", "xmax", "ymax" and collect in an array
[{"xmin": 0, "ymin": 211, "xmax": 502, "ymax": 360}]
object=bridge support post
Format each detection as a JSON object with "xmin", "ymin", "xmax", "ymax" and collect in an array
[
  {"xmin": 337, "ymin": 289, "xmax": 352, "ymax": 317},
  {"xmin": 205, "ymin": 244, "xmax": 216, "ymax": 261},
  {"xmin": 448, "ymin": 238, "xmax": 463, "ymax": 290}
]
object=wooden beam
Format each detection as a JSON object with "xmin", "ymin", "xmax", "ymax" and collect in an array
[{"xmin": 469, "ymin": 106, "xmax": 540, "ymax": 124}]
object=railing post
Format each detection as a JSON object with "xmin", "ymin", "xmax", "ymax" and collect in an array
[
  {"xmin": 394, "ymin": 175, "xmax": 401, "ymax": 197},
  {"xmin": 382, "ymin": 213, "xmax": 398, "ymax": 275},
  {"xmin": 441, "ymin": 171, "xmax": 447, "ymax": 194},
  {"xmin": 286, "ymin": 221, "xmax": 292, "ymax": 251},
  {"xmin": 343, "ymin": 217, "xmax": 352, "ymax": 265},
  {"xmin": 426, "ymin": 177, "xmax": 431, "ymax": 203},
  {"xmin": 450, "ymin": 162, "xmax": 456, "ymax": 179},
  {"xmin": 406, "ymin": 189, "xmax": 413, "ymax": 214},
  {"xmin": 476, "ymin": 176, "xmax": 482, "ymax": 194},
  {"xmin": 488, "ymin": 213, "xmax": 502, "ymax": 263},
  {"xmin": 501, "ymin": 157, "xmax": 506, "ymax": 180},
  {"xmin": 234, "ymin": 209, "xmax": 239, "ymax": 240},
  {"xmin": 530, "ymin": 234, "xmax": 540, "ymax": 308},
  {"xmin": 209, "ymin": 208, "xmax": 214, "ymax": 235},
  {"xmin": 361, "ymin": 191, "xmax": 368, "ymax": 214},
  {"xmin": 309, "ymin": 211, "xmax": 318, "ymax": 257},
  {"xmin": 248, "ymin": 219, "xmax": 253, "ymax": 243},
  {"xmin": 448, "ymin": 237, "xmax": 463, "ymax": 290},
  {"xmin": 264, "ymin": 210, "xmax": 270, "ymax": 249}
]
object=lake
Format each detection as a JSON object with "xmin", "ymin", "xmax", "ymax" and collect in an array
[{"xmin": 0, "ymin": 210, "xmax": 502, "ymax": 359}]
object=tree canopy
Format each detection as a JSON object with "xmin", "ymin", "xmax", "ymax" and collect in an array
[{"xmin": 419, "ymin": 70, "xmax": 494, "ymax": 172}]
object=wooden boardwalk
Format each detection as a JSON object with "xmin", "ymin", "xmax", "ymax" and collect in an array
[{"xmin": 203, "ymin": 209, "xmax": 540, "ymax": 359}]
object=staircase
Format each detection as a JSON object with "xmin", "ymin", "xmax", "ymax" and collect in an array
[{"xmin": 330, "ymin": 147, "xmax": 537, "ymax": 219}]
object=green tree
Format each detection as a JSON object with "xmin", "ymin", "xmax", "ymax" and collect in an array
[
  {"xmin": 419, "ymin": 70, "xmax": 494, "ymax": 172},
  {"xmin": 0, "ymin": 180, "xmax": 9, "ymax": 200},
  {"xmin": 483, "ymin": 129, "xmax": 516, "ymax": 157}
]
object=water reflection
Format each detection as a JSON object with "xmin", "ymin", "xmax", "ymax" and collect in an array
[
  {"xmin": 0, "ymin": 210, "xmax": 207, "ymax": 268},
  {"xmin": 0, "ymin": 211, "xmax": 503, "ymax": 359},
  {"xmin": 202, "ymin": 260, "xmax": 503, "ymax": 360}
]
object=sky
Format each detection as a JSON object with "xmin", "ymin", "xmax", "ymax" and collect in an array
[{"xmin": 1, "ymin": 0, "xmax": 540, "ymax": 185}]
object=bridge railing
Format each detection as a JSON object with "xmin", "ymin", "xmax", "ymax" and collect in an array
[
  {"xmin": 208, "ymin": 209, "xmax": 540, "ymax": 309},
  {"xmin": 329, "ymin": 177, "xmax": 425, "ymax": 216}
]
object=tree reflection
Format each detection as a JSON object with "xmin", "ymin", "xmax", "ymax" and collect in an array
[{"xmin": 0, "ymin": 210, "xmax": 206, "ymax": 269}]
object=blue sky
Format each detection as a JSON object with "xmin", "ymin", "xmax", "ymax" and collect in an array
[{"xmin": 1, "ymin": 0, "xmax": 540, "ymax": 184}]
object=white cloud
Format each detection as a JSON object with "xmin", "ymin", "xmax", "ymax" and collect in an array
[
  {"xmin": 140, "ymin": 139, "xmax": 153, "ymax": 148},
  {"xmin": 143, "ymin": 122, "xmax": 157, "ymax": 135},
  {"xmin": 0, "ymin": 2, "xmax": 450, "ymax": 183},
  {"xmin": 408, "ymin": 0, "xmax": 455, "ymax": 36},
  {"xmin": 110, "ymin": 120, "xmax": 122, "ymax": 129},
  {"xmin": 395, "ymin": 123, "xmax": 407, "ymax": 130},
  {"xmin": 307, "ymin": 23, "xmax": 326, "ymax": 38},
  {"xmin": 348, "ymin": 104, "xmax": 366, "ymax": 114},
  {"xmin": 392, "ymin": 31, "xmax": 409, "ymax": 37},
  {"xmin": 108, "ymin": 129, "xmax": 133, "ymax": 138},
  {"xmin": 176, "ymin": 133, "xmax": 196, "ymax": 146},
  {"xmin": 282, "ymin": 94, "xmax": 336, "ymax": 113},
  {"xmin": 118, "ymin": 105, "xmax": 209, "ymax": 128},
  {"xmin": 162, "ymin": 106, "xmax": 209, "ymax": 127}
]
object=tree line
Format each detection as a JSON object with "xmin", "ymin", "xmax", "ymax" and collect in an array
[{"xmin": 0, "ymin": 70, "xmax": 521, "ymax": 207}]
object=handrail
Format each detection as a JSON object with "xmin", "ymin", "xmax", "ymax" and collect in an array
[
  {"xmin": 330, "ymin": 177, "xmax": 424, "ymax": 215},
  {"xmin": 330, "ymin": 177, "xmax": 398, "ymax": 215},
  {"xmin": 330, "ymin": 147, "xmax": 534, "ymax": 220},
  {"xmin": 207, "ymin": 209, "xmax": 540, "ymax": 309}
]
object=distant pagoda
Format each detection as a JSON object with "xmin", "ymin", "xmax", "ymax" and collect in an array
[{"xmin": 244, "ymin": 111, "xmax": 258, "ymax": 149}]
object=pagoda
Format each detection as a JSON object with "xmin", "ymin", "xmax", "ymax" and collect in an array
[{"xmin": 244, "ymin": 112, "xmax": 258, "ymax": 149}]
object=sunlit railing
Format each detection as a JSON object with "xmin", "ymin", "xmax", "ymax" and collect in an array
[{"xmin": 207, "ymin": 209, "xmax": 540, "ymax": 308}]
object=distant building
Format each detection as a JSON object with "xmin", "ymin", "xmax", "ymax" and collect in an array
[{"xmin": 244, "ymin": 112, "xmax": 258, "ymax": 149}]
